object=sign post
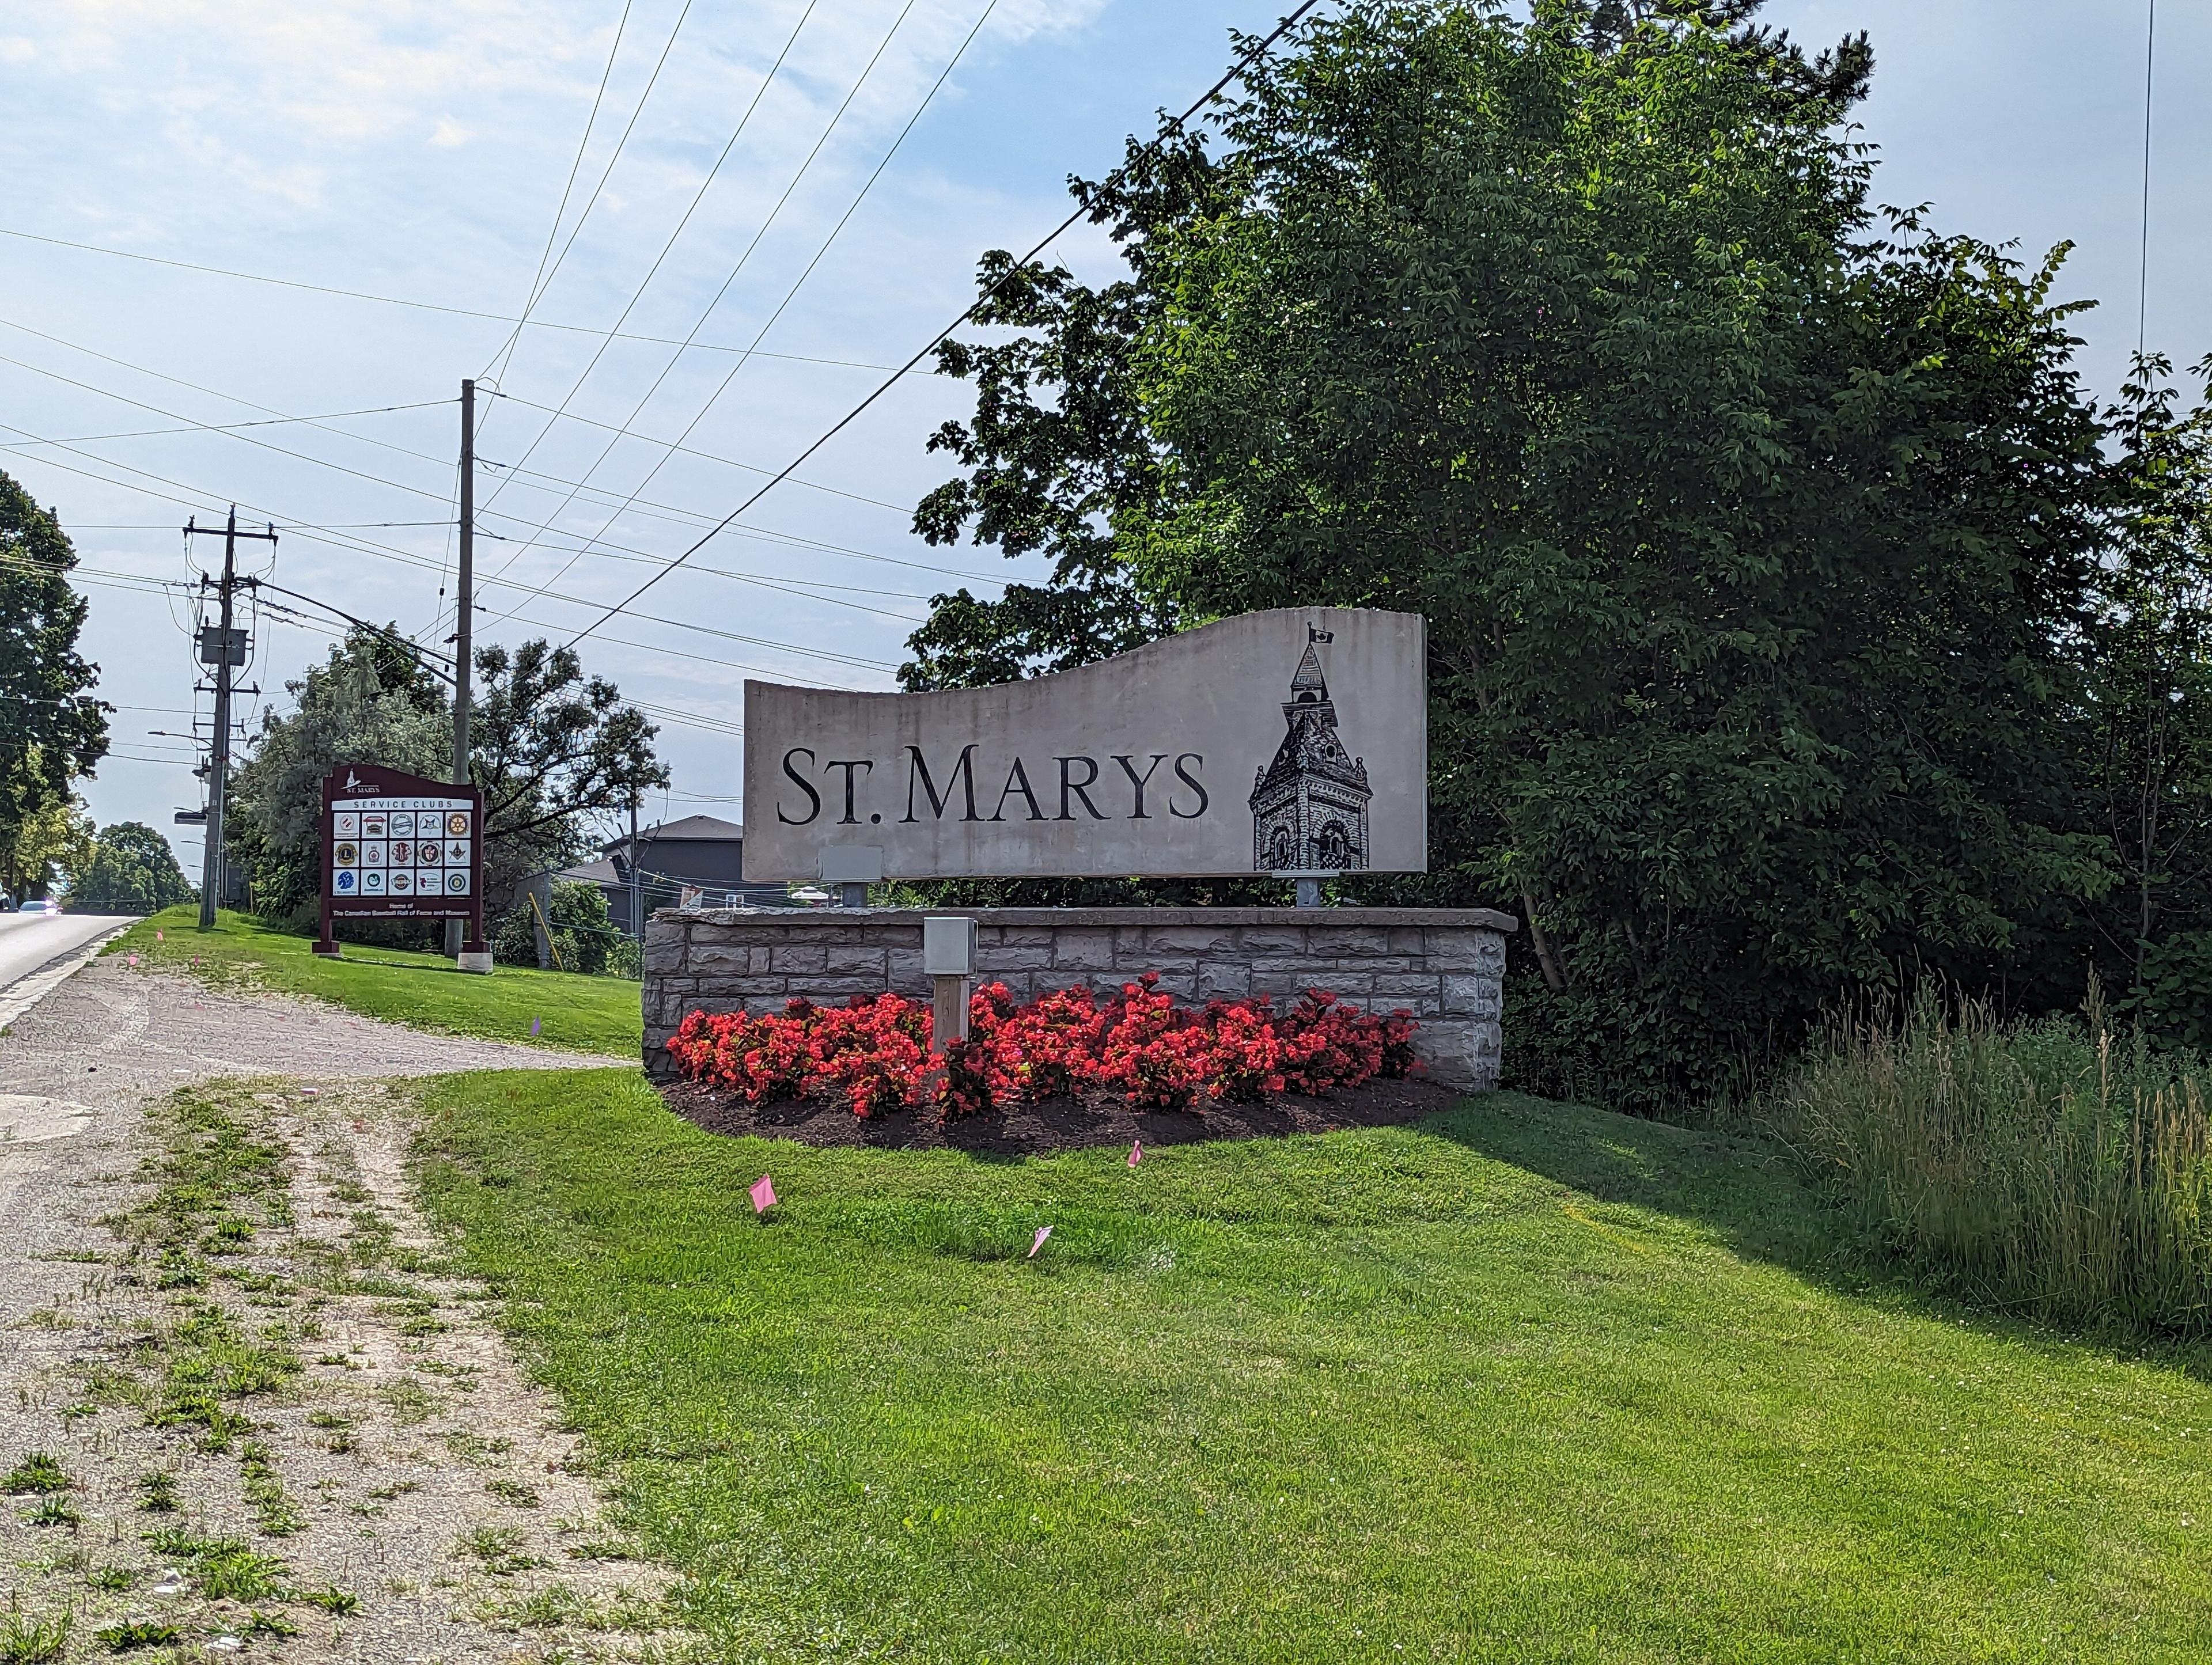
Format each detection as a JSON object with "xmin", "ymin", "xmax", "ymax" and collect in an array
[{"xmin": 316, "ymin": 763, "xmax": 490, "ymax": 971}]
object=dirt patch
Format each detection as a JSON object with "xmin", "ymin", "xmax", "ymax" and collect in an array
[
  {"xmin": 0, "ymin": 1078, "xmax": 680, "ymax": 1663},
  {"xmin": 660, "ymin": 1074, "xmax": 1460, "ymax": 1155}
]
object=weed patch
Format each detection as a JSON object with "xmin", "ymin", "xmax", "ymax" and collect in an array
[
  {"xmin": 2, "ymin": 1453, "xmax": 71, "ymax": 1494},
  {"xmin": 0, "ymin": 1606, "xmax": 70, "ymax": 1664}
]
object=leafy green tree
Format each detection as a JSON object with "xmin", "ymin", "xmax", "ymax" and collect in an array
[
  {"xmin": 0, "ymin": 471, "xmax": 108, "ymax": 893},
  {"xmin": 71, "ymin": 821, "xmax": 195, "ymax": 913},
  {"xmin": 1, "ymin": 786, "xmax": 93, "ymax": 904},
  {"xmin": 491, "ymin": 878, "xmax": 634, "ymax": 975},
  {"xmin": 2088, "ymin": 356, "xmax": 2212, "ymax": 1042},
  {"xmin": 907, "ymin": 0, "xmax": 2119, "ymax": 1108},
  {"xmin": 227, "ymin": 629, "xmax": 449, "ymax": 925},
  {"xmin": 229, "ymin": 629, "xmax": 666, "ymax": 933},
  {"xmin": 470, "ymin": 639, "xmax": 669, "ymax": 908}
]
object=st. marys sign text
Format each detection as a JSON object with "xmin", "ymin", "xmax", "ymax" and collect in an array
[{"xmin": 741, "ymin": 608, "xmax": 1427, "ymax": 882}]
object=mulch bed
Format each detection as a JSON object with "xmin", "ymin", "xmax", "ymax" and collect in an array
[{"xmin": 658, "ymin": 1075, "xmax": 1461, "ymax": 1156}]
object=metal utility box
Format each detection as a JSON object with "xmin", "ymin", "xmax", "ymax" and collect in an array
[
  {"xmin": 922, "ymin": 915, "xmax": 977, "ymax": 977},
  {"xmin": 196, "ymin": 625, "xmax": 249, "ymax": 666}
]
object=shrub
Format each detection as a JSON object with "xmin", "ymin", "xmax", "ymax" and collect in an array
[
  {"xmin": 1771, "ymin": 988, "xmax": 2212, "ymax": 1335},
  {"xmin": 668, "ymin": 976, "xmax": 1419, "ymax": 1118},
  {"xmin": 493, "ymin": 879, "xmax": 634, "ymax": 975}
]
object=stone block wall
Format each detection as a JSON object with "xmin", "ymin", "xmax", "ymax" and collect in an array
[{"xmin": 642, "ymin": 907, "xmax": 1516, "ymax": 1091}]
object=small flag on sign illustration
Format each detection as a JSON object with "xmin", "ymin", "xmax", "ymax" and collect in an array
[
  {"xmin": 749, "ymin": 1174, "xmax": 777, "ymax": 1214},
  {"xmin": 1128, "ymin": 1140, "xmax": 1143, "ymax": 1168},
  {"xmin": 529, "ymin": 1018, "xmax": 541, "ymax": 1038},
  {"xmin": 1029, "ymin": 1226, "xmax": 1053, "ymax": 1258}
]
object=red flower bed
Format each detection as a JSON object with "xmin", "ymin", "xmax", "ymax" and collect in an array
[{"xmin": 665, "ymin": 974, "xmax": 1421, "ymax": 1120}]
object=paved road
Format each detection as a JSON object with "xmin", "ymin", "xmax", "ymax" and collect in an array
[{"xmin": 0, "ymin": 907, "xmax": 132, "ymax": 989}]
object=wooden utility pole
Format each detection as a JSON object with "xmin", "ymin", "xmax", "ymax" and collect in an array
[
  {"xmin": 185, "ymin": 507, "xmax": 274, "ymax": 930},
  {"xmin": 445, "ymin": 378, "xmax": 476, "ymax": 959}
]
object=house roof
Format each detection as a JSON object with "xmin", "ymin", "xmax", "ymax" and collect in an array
[
  {"xmin": 597, "ymin": 813, "xmax": 744, "ymax": 853},
  {"xmin": 558, "ymin": 858, "xmax": 623, "ymax": 885}
]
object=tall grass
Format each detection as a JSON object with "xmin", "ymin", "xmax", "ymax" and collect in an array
[{"xmin": 1774, "ymin": 987, "xmax": 2212, "ymax": 1334}]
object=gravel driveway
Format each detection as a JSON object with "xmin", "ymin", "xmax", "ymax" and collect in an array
[{"xmin": 0, "ymin": 954, "xmax": 673, "ymax": 1662}]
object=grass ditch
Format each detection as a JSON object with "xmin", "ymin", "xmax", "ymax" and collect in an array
[{"xmin": 103, "ymin": 905, "xmax": 642, "ymax": 1057}]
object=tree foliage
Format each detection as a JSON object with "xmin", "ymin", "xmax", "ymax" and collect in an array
[
  {"xmin": 904, "ymin": 0, "xmax": 2173, "ymax": 1108},
  {"xmin": 0, "ymin": 470, "xmax": 107, "ymax": 889},
  {"xmin": 469, "ymin": 638, "xmax": 669, "ymax": 905},
  {"xmin": 491, "ymin": 878, "xmax": 635, "ymax": 976},
  {"xmin": 73, "ymin": 821, "xmax": 195, "ymax": 913},
  {"xmin": 1, "ymin": 789, "xmax": 93, "ymax": 904},
  {"xmin": 228, "ymin": 629, "xmax": 666, "ymax": 932},
  {"xmin": 2088, "ymin": 356, "xmax": 2212, "ymax": 1044},
  {"xmin": 228, "ymin": 630, "xmax": 450, "ymax": 924}
]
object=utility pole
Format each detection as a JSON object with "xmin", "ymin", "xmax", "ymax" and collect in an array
[
  {"xmin": 628, "ymin": 795, "xmax": 643, "ymax": 947},
  {"xmin": 446, "ymin": 377, "xmax": 476, "ymax": 959},
  {"xmin": 185, "ymin": 508, "xmax": 274, "ymax": 931}
]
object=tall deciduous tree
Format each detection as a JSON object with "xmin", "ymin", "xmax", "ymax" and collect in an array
[
  {"xmin": 72, "ymin": 821, "xmax": 195, "ymax": 913},
  {"xmin": 228, "ymin": 630, "xmax": 666, "ymax": 930},
  {"xmin": 0, "ymin": 470, "xmax": 108, "ymax": 897},
  {"xmin": 228, "ymin": 629, "xmax": 450, "ymax": 924},
  {"xmin": 907, "ymin": 0, "xmax": 2121, "ymax": 1108},
  {"xmin": 468, "ymin": 638, "xmax": 669, "ymax": 904},
  {"xmin": 2088, "ymin": 356, "xmax": 2212, "ymax": 1042}
]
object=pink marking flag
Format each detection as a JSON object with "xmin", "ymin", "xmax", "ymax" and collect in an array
[
  {"xmin": 1128, "ymin": 1140, "xmax": 1143, "ymax": 1168},
  {"xmin": 1028, "ymin": 1226, "xmax": 1053, "ymax": 1259},
  {"xmin": 155, "ymin": 929, "xmax": 164, "ymax": 942},
  {"xmin": 128, "ymin": 954, "xmax": 141, "ymax": 969},
  {"xmin": 749, "ymin": 1173, "xmax": 777, "ymax": 1215}
]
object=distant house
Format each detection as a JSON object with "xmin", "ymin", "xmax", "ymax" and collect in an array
[{"xmin": 557, "ymin": 814, "xmax": 791, "ymax": 933}]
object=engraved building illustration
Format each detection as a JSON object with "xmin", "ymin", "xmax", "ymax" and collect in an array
[{"xmin": 1250, "ymin": 636, "xmax": 1372, "ymax": 871}]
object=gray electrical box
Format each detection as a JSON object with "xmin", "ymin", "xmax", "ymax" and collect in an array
[
  {"xmin": 922, "ymin": 915, "xmax": 977, "ymax": 977},
  {"xmin": 196, "ymin": 625, "xmax": 249, "ymax": 666}
]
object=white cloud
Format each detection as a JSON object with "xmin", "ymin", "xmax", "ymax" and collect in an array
[{"xmin": 430, "ymin": 116, "xmax": 469, "ymax": 147}]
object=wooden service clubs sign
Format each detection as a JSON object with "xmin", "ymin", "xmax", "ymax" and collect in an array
[{"xmin": 315, "ymin": 763, "xmax": 486, "ymax": 955}]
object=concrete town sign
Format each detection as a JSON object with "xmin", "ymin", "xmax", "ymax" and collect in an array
[{"xmin": 742, "ymin": 608, "xmax": 1427, "ymax": 882}]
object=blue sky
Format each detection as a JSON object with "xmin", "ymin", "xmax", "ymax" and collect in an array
[{"xmin": 0, "ymin": 0, "xmax": 2200, "ymax": 869}]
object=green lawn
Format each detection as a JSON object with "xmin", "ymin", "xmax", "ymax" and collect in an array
[
  {"xmin": 411, "ymin": 1069, "xmax": 2212, "ymax": 1663},
  {"xmin": 106, "ymin": 907, "xmax": 641, "ymax": 1059}
]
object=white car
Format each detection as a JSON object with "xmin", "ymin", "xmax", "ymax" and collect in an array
[{"xmin": 18, "ymin": 898, "xmax": 61, "ymax": 915}]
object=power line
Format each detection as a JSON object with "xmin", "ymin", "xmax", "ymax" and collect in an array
[
  {"xmin": 485, "ymin": 0, "xmax": 824, "ymax": 443},
  {"xmin": 491, "ymin": 0, "xmax": 1002, "ymax": 625},
  {"xmin": 0, "ymin": 226, "xmax": 896, "ymax": 371},
  {"xmin": 1, "ymin": 311, "xmax": 1010, "ymax": 600},
  {"xmin": 486, "ymin": 391, "xmax": 909, "ymax": 514},
  {"xmin": 484, "ymin": 0, "xmax": 638, "ymax": 395},
  {"xmin": 477, "ymin": 527, "xmax": 923, "ymax": 620},
  {"xmin": 476, "ymin": 0, "xmax": 699, "ymax": 404},
  {"xmin": 570, "ymin": 0, "xmax": 1328, "ymax": 646},
  {"xmin": 0, "ymin": 428, "xmax": 903, "ymax": 676},
  {"xmin": 64, "ymin": 521, "xmax": 454, "ymax": 530},
  {"xmin": 28, "ymin": 401, "xmax": 452, "ymax": 445},
  {"xmin": 476, "ymin": 0, "xmax": 853, "ymax": 537},
  {"xmin": 1, "ymin": 314, "xmax": 984, "ymax": 567},
  {"xmin": 1, "ymin": 343, "xmax": 974, "ymax": 602}
]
